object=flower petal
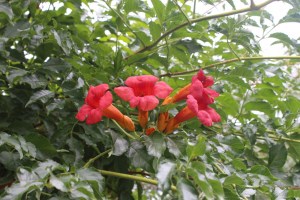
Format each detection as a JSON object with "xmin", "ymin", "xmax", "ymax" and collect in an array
[
  {"xmin": 190, "ymin": 79, "xmax": 203, "ymax": 100},
  {"xmin": 93, "ymin": 84, "xmax": 109, "ymax": 98},
  {"xmin": 138, "ymin": 95, "xmax": 159, "ymax": 111},
  {"xmin": 186, "ymin": 95, "xmax": 199, "ymax": 114},
  {"xmin": 114, "ymin": 86, "xmax": 135, "ymax": 101},
  {"xmin": 125, "ymin": 75, "xmax": 158, "ymax": 88},
  {"xmin": 154, "ymin": 81, "xmax": 173, "ymax": 99},
  {"xmin": 86, "ymin": 108, "xmax": 103, "ymax": 124},
  {"xmin": 99, "ymin": 91, "xmax": 112, "ymax": 109},
  {"xmin": 85, "ymin": 84, "xmax": 109, "ymax": 108},
  {"xmin": 203, "ymin": 76, "xmax": 214, "ymax": 87},
  {"xmin": 205, "ymin": 107, "xmax": 221, "ymax": 122},
  {"xmin": 76, "ymin": 104, "xmax": 93, "ymax": 121},
  {"xmin": 197, "ymin": 110, "xmax": 212, "ymax": 126},
  {"xmin": 129, "ymin": 96, "xmax": 140, "ymax": 108}
]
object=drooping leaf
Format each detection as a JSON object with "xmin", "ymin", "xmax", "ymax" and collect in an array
[
  {"xmin": 25, "ymin": 90, "xmax": 55, "ymax": 107},
  {"xmin": 110, "ymin": 131, "xmax": 129, "ymax": 156},
  {"xmin": 177, "ymin": 178, "xmax": 198, "ymax": 200},
  {"xmin": 268, "ymin": 143, "xmax": 287, "ymax": 169},
  {"xmin": 144, "ymin": 132, "xmax": 166, "ymax": 158}
]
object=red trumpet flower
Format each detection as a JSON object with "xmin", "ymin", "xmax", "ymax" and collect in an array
[
  {"xmin": 164, "ymin": 69, "xmax": 221, "ymax": 133},
  {"xmin": 76, "ymin": 84, "xmax": 135, "ymax": 131},
  {"xmin": 114, "ymin": 75, "xmax": 172, "ymax": 128}
]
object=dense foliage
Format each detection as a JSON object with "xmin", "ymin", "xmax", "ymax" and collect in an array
[{"xmin": 0, "ymin": 0, "xmax": 300, "ymax": 199}]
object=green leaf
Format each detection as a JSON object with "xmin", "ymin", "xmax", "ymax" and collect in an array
[
  {"xmin": 269, "ymin": 32, "xmax": 296, "ymax": 46},
  {"xmin": 217, "ymin": 93, "xmax": 239, "ymax": 116},
  {"xmin": 151, "ymin": 0, "xmax": 165, "ymax": 24},
  {"xmin": 229, "ymin": 67, "xmax": 254, "ymax": 79},
  {"xmin": 0, "ymin": 151, "xmax": 21, "ymax": 170},
  {"xmin": 249, "ymin": 165, "xmax": 277, "ymax": 180},
  {"xmin": 286, "ymin": 96, "xmax": 300, "ymax": 113},
  {"xmin": 114, "ymin": 50, "xmax": 123, "ymax": 75},
  {"xmin": 50, "ymin": 175, "xmax": 68, "ymax": 192},
  {"xmin": 186, "ymin": 168, "xmax": 214, "ymax": 199},
  {"xmin": 0, "ymin": 3, "xmax": 14, "ymax": 20},
  {"xmin": 127, "ymin": 141, "xmax": 152, "ymax": 171},
  {"xmin": 7, "ymin": 69, "xmax": 28, "ymax": 83},
  {"xmin": 186, "ymin": 136, "xmax": 206, "ymax": 160},
  {"xmin": 156, "ymin": 160, "xmax": 175, "ymax": 190},
  {"xmin": 144, "ymin": 132, "xmax": 166, "ymax": 158},
  {"xmin": 166, "ymin": 137, "xmax": 183, "ymax": 157},
  {"xmin": 222, "ymin": 75, "xmax": 251, "ymax": 89},
  {"xmin": 224, "ymin": 174, "xmax": 245, "ymax": 186},
  {"xmin": 24, "ymin": 133, "xmax": 57, "ymax": 160},
  {"xmin": 20, "ymin": 74, "xmax": 48, "ymax": 89},
  {"xmin": 77, "ymin": 168, "xmax": 103, "ymax": 198},
  {"xmin": 149, "ymin": 21, "xmax": 162, "ymax": 41},
  {"xmin": 268, "ymin": 143, "xmax": 287, "ymax": 169},
  {"xmin": 244, "ymin": 101, "xmax": 274, "ymax": 117},
  {"xmin": 207, "ymin": 179, "xmax": 224, "ymax": 199},
  {"xmin": 25, "ymin": 90, "xmax": 54, "ymax": 107},
  {"xmin": 221, "ymin": 135, "xmax": 245, "ymax": 153},
  {"xmin": 110, "ymin": 131, "xmax": 129, "ymax": 156},
  {"xmin": 0, "ymin": 133, "xmax": 36, "ymax": 159},
  {"xmin": 177, "ymin": 178, "xmax": 198, "ymax": 200},
  {"xmin": 67, "ymin": 138, "xmax": 84, "ymax": 167}
]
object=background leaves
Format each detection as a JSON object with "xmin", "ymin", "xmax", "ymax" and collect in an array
[{"xmin": 0, "ymin": 0, "xmax": 299, "ymax": 199}]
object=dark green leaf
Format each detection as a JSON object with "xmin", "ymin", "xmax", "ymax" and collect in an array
[
  {"xmin": 151, "ymin": 0, "xmax": 165, "ymax": 24},
  {"xmin": 177, "ymin": 178, "xmax": 198, "ymax": 200},
  {"xmin": 156, "ymin": 160, "xmax": 175, "ymax": 190},
  {"xmin": 25, "ymin": 90, "xmax": 54, "ymax": 107},
  {"xmin": 24, "ymin": 133, "xmax": 57, "ymax": 160},
  {"xmin": 186, "ymin": 136, "xmax": 206, "ymax": 160},
  {"xmin": 144, "ymin": 132, "xmax": 166, "ymax": 158},
  {"xmin": 249, "ymin": 165, "xmax": 277, "ymax": 180},
  {"xmin": 244, "ymin": 101, "xmax": 274, "ymax": 117},
  {"xmin": 268, "ymin": 143, "xmax": 287, "ymax": 169},
  {"xmin": 110, "ymin": 131, "xmax": 129, "ymax": 156}
]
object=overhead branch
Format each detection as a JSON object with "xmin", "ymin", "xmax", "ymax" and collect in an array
[
  {"xmin": 159, "ymin": 56, "xmax": 300, "ymax": 77},
  {"xmin": 125, "ymin": 0, "xmax": 278, "ymax": 60}
]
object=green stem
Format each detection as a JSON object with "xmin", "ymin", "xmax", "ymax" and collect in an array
[
  {"xmin": 160, "ymin": 56, "xmax": 300, "ymax": 77},
  {"xmin": 112, "ymin": 119, "xmax": 137, "ymax": 140},
  {"xmin": 98, "ymin": 169, "xmax": 177, "ymax": 192},
  {"xmin": 84, "ymin": 149, "xmax": 111, "ymax": 168},
  {"xmin": 125, "ymin": 0, "xmax": 277, "ymax": 60}
]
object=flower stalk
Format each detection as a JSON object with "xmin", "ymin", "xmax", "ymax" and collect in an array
[{"xmin": 98, "ymin": 169, "xmax": 177, "ymax": 192}]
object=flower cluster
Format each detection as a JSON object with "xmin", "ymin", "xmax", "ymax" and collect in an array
[
  {"xmin": 76, "ymin": 70, "xmax": 220, "ymax": 135},
  {"xmin": 162, "ymin": 70, "xmax": 221, "ymax": 133}
]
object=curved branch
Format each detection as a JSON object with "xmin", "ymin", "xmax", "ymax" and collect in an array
[
  {"xmin": 160, "ymin": 56, "xmax": 300, "ymax": 77},
  {"xmin": 125, "ymin": 0, "xmax": 278, "ymax": 60},
  {"xmin": 98, "ymin": 169, "xmax": 177, "ymax": 192}
]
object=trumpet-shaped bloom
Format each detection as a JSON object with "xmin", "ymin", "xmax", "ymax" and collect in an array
[
  {"xmin": 76, "ymin": 84, "xmax": 112, "ymax": 124},
  {"xmin": 164, "ymin": 70, "xmax": 221, "ymax": 133},
  {"xmin": 187, "ymin": 94, "xmax": 221, "ymax": 126},
  {"xmin": 114, "ymin": 75, "xmax": 173, "ymax": 111},
  {"xmin": 76, "ymin": 84, "xmax": 135, "ymax": 131},
  {"xmin": 163, "ymin": 69, "xmax": 216, "ymax": 105}
]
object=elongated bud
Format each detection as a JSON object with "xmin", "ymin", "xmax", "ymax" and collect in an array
[
  {"xmin": 138, "ymin": 110, "xmax": 148, "ymax": 128},
  {"xmin": 103, "ymin": 105, "xmax": 135, "ymax": 131},
  {"xmin": 162, "ymin": 83, "xmax": 191, "ymax": 105},
  {"xmin": 157, "ymin": 112, "xmax": 169, "ymax": 132},
  {"xmin": 164, "ymin": 106, "xmax": 195, "ymax": 134}
]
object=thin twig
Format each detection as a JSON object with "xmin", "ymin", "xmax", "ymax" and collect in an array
[
  {"xmin": 98, "ymin": 169, "xmax": 177, "ymax": 192},
  {"xmin": 83, "ymin": 149, "xmax": 111, "ymax": 168},
  {"xmin": 112, "ymin": 119, "xmax": 137, "ymax": 140},
  {"xmin": 160, "ymin": 56, "xmax": 300, "ymax": 77}
]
